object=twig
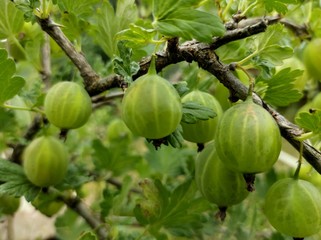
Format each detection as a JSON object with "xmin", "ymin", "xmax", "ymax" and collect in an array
[
  {"xmin": 36, "ymin": 17, "xmax": 101, "ymax": 95},
  {"xmin": 58, "ymin": 193, "xmax": 109, "ymax": 240},
  {"xmin": 40, "ymin": 33, "xmax": 52, "ymax": 88},
  {"xmin": 9, "ymin": 116, "xmax": 43, "ymax": 164}
]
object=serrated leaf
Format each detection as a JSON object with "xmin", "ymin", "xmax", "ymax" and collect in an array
[
  {"xmin": 57, "ymin": 0, "xmax": 100, "ymax": 18},
  {"xmin": 14, "ymin": 1, "xmax": 40, "ymax": 22},
  {"xmin": 166, "ymin": 125, "xmax": 184, "ymax": 148},
  {"xmin": 181, "ymin": 101, "xmax": 216, "ymax": 124},
  {"xmin": 58, "ymin": 163, "xmax": 92, "ymax": 190},
  {"xmin": 295, "ymin": 111, "xmax": 321, "ymax": 133},
  {"xmin": 254, "ymin": 24, "xmax": 293, "ymax": 65},
  {"xmin": 154, "ymin": 9, "xmax": 225, "ymax": 43},
  {"xmin": 0, "ymin": 49, "xmax": 25, "ymax": 105},
  {"xmin": 91, "ymin": 0, "xmax": 137, "ymax": 57},
  {"xmin": 259, "ymin": 68, "xmax": 303, "ymax": 107},
  {"xmin": 135, "ymin": 179, "xmax": 210, "ymax": 236},
  {"xmin": 173, "ymin": 81, "xmax": 189, "ymax": 97},
  {"xmin": 153, "ymin": 0, "xmax": 199, "ymax": 20},
  {"xmin": 0, "ymin": 159, "xmax": 40, "ymax": 201},
  {"xmin": 116, "ymin": 23, "xmax": 156, "ymax": 48},
  {"xmin": 262, "ymin": 0, "xmax": 298, "ymax": 14},
  {"xmin": 92, "ymin": 139, "xmax": 141, "ymax": 176},
  {"xmin": 0, "ymin": 0, "xmax": 24, "ymax": 38},
  {"xmin": 113, "ymin": 41, "xmax": 139, "ymax": 83}
]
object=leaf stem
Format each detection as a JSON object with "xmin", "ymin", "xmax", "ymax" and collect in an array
[
  {"xmin": 293, "ymin": 141, "xmax": 304, "ymax": 179},
  {"xmin": 241, "ymin": 0, "xmax": 259, "ymax": 16},
  {"xmin": 294, "ymin": 132, "xmax": 314, "ymax": 142},
  {"xmin": 236, "ymin": 65, "xmax": 254, "ymax": 97},
  {"xmin": 237, "ymin": 50, "xmax": 258, "ymax": 66},
  {"xmin": 10, "ymin": 36, "xmax": 42, "ymax": 71},
  {"xmin": 306, "ymin": 0, "xmax": 313, "ymax": 24},
  {"xmin": 2, "ymin": 104, "xmax": 45, "ymax": 115},
  {"xmin": 222, "ymin": 0, "xmax": 235, "ymax": 20}
]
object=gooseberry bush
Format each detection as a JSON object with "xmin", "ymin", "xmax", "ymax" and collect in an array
[{"xmin": 2, "ymin": 0, "xmax": 321, "ymax": 239}]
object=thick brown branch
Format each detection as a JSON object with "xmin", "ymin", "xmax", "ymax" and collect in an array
[{"xmin": 36, "ymin": 17, "xmax": 101, "ymax": 94}]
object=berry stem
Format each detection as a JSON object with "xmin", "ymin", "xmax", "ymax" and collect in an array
[
  {"xmin": 235, "ymin": 65, "xmax": 254, "ymax": 98},
  {"xmin": 293, "ymin": 141, "xmax": 304, "ymax": 180},
  {"xmin": 215, "ymin": 206, "xmax": 228, "ymax": 221},
  {"xmin": 243, "ymin": 173, "xmax": 256, "ymax": 192},
  {"xmin": 2, "ymin": 104, "xmax": 45, "ymax": 115},
  {"xmin": 148, "ymin": 55, "xmax": 157, "ymax": 75}
]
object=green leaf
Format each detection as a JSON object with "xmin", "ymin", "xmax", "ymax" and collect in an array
[
  {"xmin": 0, "ymin": 108, "xmax": 15, "ymax": 131},
  {"xmin": 262, "ymin": 0, "xmax": 298, "ymax": 14},
  {"xmin": 181, "ymin": 101, "xmax": 216, "ymax": 124},
  {"xmin": 92, "ymin": 139, "xmax": 142, "ymax": 176},
  {"xmin": 0, "ymin": 49, "xmax": 25, "ymax": 105},
  {"xmin": 0, "ymin": 0, "xmax": 24, "ymax": 38},
  {"xmin": 295, "ymin": 111, "xmax": 321, "ymax": 134},
  {"xmin": 154, "ymin": 9, "xmax": 225, "ymax": 43},
  {"xmin": 254, "ymin": 24, "xmax": 293, "ymax": 65},
  {"xmin": 153, "ymin": 0, "xmax": 199, "ymax": 20},
  {"xmin": 58, "ymin": 163, "xmax": 92, "ymax": 190},
  {"xmin": 116, "ymin": 22, "xmax": 156, "ymax": 49},
  {"xmin": 113, "ymin": 41, "xmax": 140, "ymax": 83},
  {"xmin": 91, "ymin": 0, "xmax": 137, "ymax": 58},
  {"xmin": 135, "ymin": 179, "xmax": 210, "ymax": 237},
  {"xmin": 78, "ymin": 231, "xmax": 97, "ymax": 240},
  {"xmin": 259, "ymin": 68, "xmax": 303, "ymax": 107},
  {"xmin": 0, "ymin": 159, "xmax": 40, "ymax": 201},
  {"xmin": 173, "ymin": 81, "xmax": 189, "ymax": 97},
  {"xmin": 14, "ymin": 0, "xmax": 40, "ymax": 22},
  {"xmin": 57, "ymin": 0, "xmax": 100, "ymax": 18}
]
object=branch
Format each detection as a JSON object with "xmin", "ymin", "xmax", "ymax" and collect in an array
[
  {"xmin": 57, "ymin": 192, "xmax": 109, "ymax": 240},
  {"xmin": 37, "ymin": 17, "xmax": 123, "ymax": 94}
]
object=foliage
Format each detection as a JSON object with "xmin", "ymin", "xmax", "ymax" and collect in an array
[{"xmin": 1, "ymin": 0, "xmax": 321, "ymax": 239}]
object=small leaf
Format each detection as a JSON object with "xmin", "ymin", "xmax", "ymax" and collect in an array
[
  {"xmin": 0, "ymin": 159, "xmax": 40, "ymax": 201},
  {"xmin": 116, "ymin": 23, "xmax": 156, "ymax": 48},
  {"xmin": 90, "ymin": 0, "xmax": 137, "ymax": 58},
  {"xmin": 167, "ymin": 125, "xmax": 184, "ymax": 148},
  {"xmin": 262, "ymin": 0, "xmax": 298, "ymax": 14},
  {"xmin": 254, "ymin": 24, "xmax": 293, "ymax": 66},
  {"xmin": 173, "ymin": 81, "xmax": 189, "ymax": 97},
  {"xmin": 113, "ymin": 41, "xmax": 139, "ymax": 83},
  {"xmin": 153, "ymin": 0, "xmax": 199, "ymax": 20},
  {"xmin": 295, "ymin": 111, "xmax": 321, "ymax": 134},
  {"xmin": 57, "ymin": 0, "xmax": 100, "ymax": 18},
  {"xmin": 181, "ymin": 101, "xmax": 216, "ymax": 124},
  {"xmin": 154, "ymin": 9, "xmax": 225, "ymax": 43},
  {"xmin": 58, "ymin": 163, "xmax": 92, "ymax": 190},
  {"xmin": 0, "ymin": 49, "xmax": 25, "ymax": 105},
  {"xmin": 258, "ymin": 68, "xmax": 303, "ymax": 107},
  {"xmin": 14, "ymin": 1, "xmax": 40, "ymax": 22},
  {"xmin": 134, "ymin": 178, "xmax": 210, "ymax": 237}
]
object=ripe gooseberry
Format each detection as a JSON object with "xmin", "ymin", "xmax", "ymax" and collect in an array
[
  {"xmin": 121, "ymin": 58, "xmax": 182, "ymax": 139},
  {"xmin": 44, "ymin": 81, "xmax": 92, "ymax": 129},
  {"xmin": 195, "ymin": 141, "xmax": 249, "ymax": 220},
  {"xmin": 215, "ymin": 97, "xmax": 282, "ymax": 174},
  {"xmin": 23, "ymin": 136, "xmax": 68, "ymax": 187},
  {"xmin": 264, "ymin": 178, "xmax": 321, "ymax": 238}
]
